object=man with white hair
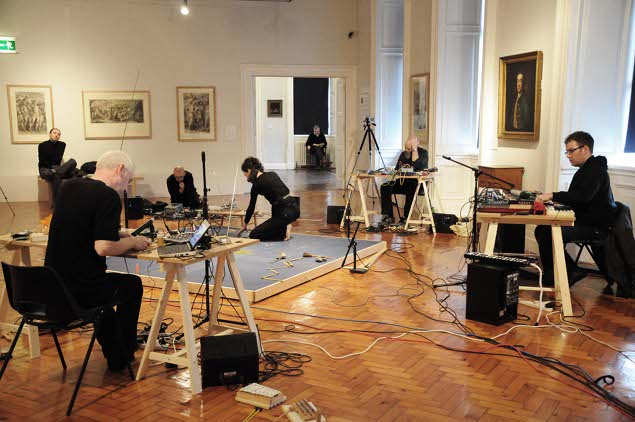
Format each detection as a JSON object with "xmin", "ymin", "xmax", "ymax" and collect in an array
[
  {"xmin": 45, "ymin": 150, "xmax": 151, "ymax": 371},
  {"xmin": 380, "ymin": 135, "xmax": 429, "ymax": 225},
  {"xmin": 305, "ymin": 125, "xmax": 328, "ymax": 169},
  {"xmin": 166, "ymin": 165, "xmax": 201, "ymax": 208}
]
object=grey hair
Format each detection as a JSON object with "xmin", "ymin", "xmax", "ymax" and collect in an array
[
  {"xmin": 313, "ymin": 125, "xmax": 320, "ymax": 130},
  {"xmin": 96, "ymin": 151, "xmax": 135, "ymax": 175},
  {"xmin": 174, "ymin": 165, "xmax": 185, "ymax": 172}
]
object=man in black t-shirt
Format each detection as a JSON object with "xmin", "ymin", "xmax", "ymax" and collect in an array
[
  {"xmin": 380, "ymin": 135, "xmax": 429, "ymax": 224},
  {"xmin": 535, "ymin": 131, "xmax": 617, "ymax": 287},
  {"xmin": 305, "ymin": 125, "xmax": 328, "ymax": 169},
  {"xmin": 38, "ymin": 128, "xmax": 78, "ymax": 207},
  {"xmin": 166, "ymin": 166, "xmax": 201, "ymax": 208},
  {"xmin": 45, "ymin": 151, "xmax": 151, "ymax": 371}
]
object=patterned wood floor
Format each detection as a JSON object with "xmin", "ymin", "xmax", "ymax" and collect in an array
[{"xmin": 0, "ymin": 182, "xmax": 634, "ymax": 421}]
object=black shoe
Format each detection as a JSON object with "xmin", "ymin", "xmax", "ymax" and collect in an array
[{"xmin": 380, "ymin": 215, "xmax": 394, "ymax": 225}]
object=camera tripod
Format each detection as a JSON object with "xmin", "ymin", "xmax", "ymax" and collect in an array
[{"xmin": 0, "ymin": 185, "xmax": 15, "ymax": 216}]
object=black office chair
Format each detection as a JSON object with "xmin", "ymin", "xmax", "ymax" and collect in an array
[{"xmin": 0, "ymin": 262, "xmax": 134, "ymax": 416}]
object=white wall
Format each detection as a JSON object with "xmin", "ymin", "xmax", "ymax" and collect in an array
[
  {"xmin": 255, "ymin": 77, "xmax": 290, "ymax": 170},
  {"xmin": 0, "ymin": 0, "xmax": 363, "ymax": 201}
]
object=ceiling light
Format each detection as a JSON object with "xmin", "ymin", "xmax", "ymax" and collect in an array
[{"xmin": 180, "ymin": 0, "xmax": 190, "ymax": 15}]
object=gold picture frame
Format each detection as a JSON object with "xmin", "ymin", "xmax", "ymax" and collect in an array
[
  {"xmin": 498, "ymin": 51, "xmax": 543, "ymax": 141},
  {"xmin": 176, "ymin": 86, "xmax": 216, "ymax": 142},
  {"xmin": 267, "ymin": 99, "xmax": 283, "ymax": 118},
  {"xmin": 410, "ymin": 73, "xmax": 429, "ymax": 143},
  {"xmin": 82, "ymin": 91, "xmax": 152, "ymax": 140},
  {"xmin": 6, "ymin": 84, "xmax": 54, "ymax": 144}
]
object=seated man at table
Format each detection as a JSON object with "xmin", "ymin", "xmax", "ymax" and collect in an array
[
  {"xmin": 166, "ymin": 165, "xmax": 201, "ymax": 208},
  {"xmin": 535, "ymin": 131, "xmax": 617, "ymax": 286},
  {"xmin": 44, "ymin": 151, "xmax": 151, "ymax": 371},
  {"xmin": 379, "ymin": 135, "xmax": 429, "ymax": 224}
]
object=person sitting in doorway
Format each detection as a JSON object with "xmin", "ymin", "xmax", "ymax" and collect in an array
[
  {"xmin": 237, "ymin": 157, "xmax": 300, "ymax": 241},
  {"xmin": 38, "ymin": 128, "xmax": 79, "ymax": 207},
  {"xmin": 379, "ymin": 135, "xmax": 429, "ymax": 225},
  {"xmin": 166, "ymin": 166, "xmax": 201, "ymax": 209},
  {"xmin": 535, "ymin": 131, "xmax": 617, "ymax": 287},
  {"xmin": 305, "ymin": 125, "xmax": 328, "ymax": 169}
]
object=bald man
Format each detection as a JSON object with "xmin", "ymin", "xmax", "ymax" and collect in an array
[
  {"xmin": 380, "ymin": 135, "xmax": 429, "ymax": 224},
  {"xmin": 166, "ymin": 166, "xmax": 201, "ymax": 208}
]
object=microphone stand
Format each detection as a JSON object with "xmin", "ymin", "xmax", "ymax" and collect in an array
[
  {"xmin": 341, "ymin": 202, "xmax": 368, "ymax": 274},
  {"xmin": 434, "ymin": 156, "xmax": 514, "ymax": 288},
  {"xmin": 123, "ymin": 190, "xmax": 129, "ymax": 229},
  {"xmin": 0, "ymin": 185, "xmax": 15, "ymax": 217}
]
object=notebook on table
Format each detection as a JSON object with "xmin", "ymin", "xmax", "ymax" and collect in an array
[{"xmin": 157, "ymin": 220, "xmax": 210, "ymax": 258}]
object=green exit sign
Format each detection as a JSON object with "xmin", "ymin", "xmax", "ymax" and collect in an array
[{"xmin": 0, "ymin": 37, "xmax": 16, "ymax": 53}]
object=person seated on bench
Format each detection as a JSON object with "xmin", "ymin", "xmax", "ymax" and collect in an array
[
  {"xmin": 38, "ymin": 128, "xmax": 79, "ymax": 206},
  {"xmin": 379, "ymin": 135, "xmax": 429, "ymax": 225},
  {"xmin": 237, "ymin": 157, "xmax": 300, "ymax": 241},
  {"xmin": 166, "ymin": 165, "xmax": 201, "ymax": 209},
  {"xmin": 305, "ymin": 125, "xmax": 327, "ymax": 169},
  {"xmin": 535, "ymin": 131, "xmax": 617, "ymax": 287}
]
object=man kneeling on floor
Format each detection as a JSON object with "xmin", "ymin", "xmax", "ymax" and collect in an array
[{"xmin": 44, "ymin": 151, "xmax": 151, "ymax": 370}]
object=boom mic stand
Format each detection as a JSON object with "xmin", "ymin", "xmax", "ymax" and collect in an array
[
  {"xmin": 434, "ymin": 156, "xmax": 514, "ymax": 288},
  {"xmin": 0, "ymin": 185, "xmax": 15, "ymax": 217}
]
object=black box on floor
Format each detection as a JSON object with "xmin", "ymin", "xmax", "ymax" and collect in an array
[
  {"xmin": 327, "ymin": 205, "xmax": 346, "ymax": 224},
  {"xmin": 466, "ymin": 262, "xmax": 519, "ymax": 326},
  {"xmin": 200, "ymin": 332, "xmax": 259, "ymax": 389},
  {"xmin": 127, "ymin": 196, "xmax": 144, "ymax": 220},
  {"xmin": 432, "ymin": 213, "xmax": 458, "ymax": 234}
]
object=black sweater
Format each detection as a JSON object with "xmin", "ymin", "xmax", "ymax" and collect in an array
[
  {"xmin": 38, "ymin": 139, "xmax": 66, "ymax": 169},
  {"xmin": 396, "ymin": 147, "xmax": 428, "ymax": 171},
  {"xmin": 305, "ymin": 133, "xmax": 327, "ymax": 148},
  {"xmin": 166, "ymin": 171, "xmax": 199, "ymax": 206},
  {"xmin": 245, "ymin": 172, "xmax": 290, "ymax": 224},
  {"xmin": 552, "ymin": 155, "xmax": 617, "ymax": 228}
]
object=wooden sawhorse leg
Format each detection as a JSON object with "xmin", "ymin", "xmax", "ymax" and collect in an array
[{"xmin": 552, "ymin": 226, "xmax": 573, "ymax": 317}]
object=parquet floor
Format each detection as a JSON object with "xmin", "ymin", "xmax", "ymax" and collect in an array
[{"xmin": 0, "ymin": 174, "xmax": 634, "ymax": 421}]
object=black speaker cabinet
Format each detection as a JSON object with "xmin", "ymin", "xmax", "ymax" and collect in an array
[
  {"xmin": 432, "ymin": 213, "xmax": 458, "ymax": 234},
  {"xmin": 327, "ymin": 205, "xmax": 345, "ymax": 224},
  {"xmin": 200, "ymin": 332, "xmax": 259, "ymax": 389},
  {"xmin": 466, "ymin": 262, "xmax": 519, "ymax": 326},
  {"xmin": 127, "ymin": 196, "xmax": 144, "ymax": 220}
]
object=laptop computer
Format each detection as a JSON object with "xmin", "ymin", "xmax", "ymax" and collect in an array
[{"xmin": 157, "ymin": 220, "xmax": 210, "ymax": 258}]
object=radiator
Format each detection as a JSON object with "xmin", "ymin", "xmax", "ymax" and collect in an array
[{"xmin": 294, "ymin": 140, "xmax": 335, "ymax": 168}]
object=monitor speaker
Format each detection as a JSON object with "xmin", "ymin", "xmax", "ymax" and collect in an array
[
  {"xmin": 200, "ymin": 332, "xmax": 259, "ymax": 389},
  {"xmin": 127, "ymin": 196, "xmax": 144, "ymax": 220},
  {"xmin": 466, "ymin": 262, "xmax": 519, "ymax": 326},
  {"xmin": 327, "ymin": 205, "xmax": 345, "ymax": 224}
]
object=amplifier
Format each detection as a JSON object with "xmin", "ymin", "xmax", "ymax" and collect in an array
[
  {"xmin": 466, "ymin": 262, "xmax": 519, "ymax": 326},
  {"xmin": 432, "ymin": 213, "xmax": 458, "ymax": 234},
  {"xmin": 127, "ymin": 196, "xmax": 144, "ymax": 220},
  {"xmin": 327, "ymin": 205, "xmax": 345, "ymax": 224},
  {"xmin": 200, "ymin": 333, "xmax": 259, "ymax": 389}
]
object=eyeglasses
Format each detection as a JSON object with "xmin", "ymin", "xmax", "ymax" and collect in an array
[{"xmin": 564, "ymin": 145, "xmax": 584, "ymax": 156}]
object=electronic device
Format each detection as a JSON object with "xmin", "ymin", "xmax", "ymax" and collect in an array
[
  {"xmin": 131, "ymin": 218, "xmax": 156, "ymax": 237},
  {"xmin": 126, "ymin": 196, "xmax": 144, "ymax": 220},
  {"xmin": 327, "ymin": 205, "xmax": 346, "ymax": 224},
  {"xmin": 200, "ymin": 332, "xmax": 259, "ymax": 388},
  {"xmin": 11, "ymin": 230, "xmax": 31, "ymax": 240},
  {"xmin": 464, "ymin": 251, "xmax": 531, "ymax": 267},
  {"xmin": 163, "ymin": 231, "xmax": 194, "ymax": 244},
  {"xmin": 164, "ymin": 203, "xmax": 184, "ymax": 215},
  {"xmin": 156, "ymin": 220, "xmax": 210, "ymax": 258},
  {"xmin": 466, "ymin": 262, "xmax": 519, "ymax": 326}
]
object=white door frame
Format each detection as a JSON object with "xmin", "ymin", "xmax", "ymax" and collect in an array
[{"xmin": 241, "ymin": 64, "xmax": 358, "ymax": 189}]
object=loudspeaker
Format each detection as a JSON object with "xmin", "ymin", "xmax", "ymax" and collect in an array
[
  {"xmin": 200, "ymin": 332, "xmax": 259, "ymax": 389},
  {"xmin": 466, "ymin": 262, "xmax": 519, "ymax": 326},
  {"xmin": 495, "ymin": 224, "xmax": 525, "ymax": 253},
  {"xmin": 327, "ymin": 205, "xmax": 345, "ymax": 224},
  {"xmin": 127, "ymin": 196, "xmax": 144, "ymax": 220},
  {"xmin": 432, "ymin": 213, "xmax": 458, "ymax": 234}
]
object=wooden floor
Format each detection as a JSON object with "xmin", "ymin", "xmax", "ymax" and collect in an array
[{"xmin": 0, "ymin": 177, "xmax": 634, "ymax": 421}]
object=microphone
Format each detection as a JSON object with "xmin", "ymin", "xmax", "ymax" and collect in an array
[
  {"xmin": 201, "ymin": 151, "xmax": 206, "ymax": 162},
  {"xmin": 442, "ymin": 155, "xmax": 451, "ymax": 160}
]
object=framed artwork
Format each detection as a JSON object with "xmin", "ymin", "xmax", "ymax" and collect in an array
[
  {"xmin": 6, "ymin": 84, "xmax": 54, "ymax": 144},
  {"xmin": 410, "ymin": 73, "xmax": 429, "ymax": 143},
  {"xmin": 82, "ymin": 91, "xmax": 151, "ymax": 140},
  {"xmin": 267, "ymin": 99, "xmax": 283, "ymax": 118},
  {"xmin": 498, "ymin": 51, "xmax": 543, "ymax": 141},
  {"xmin": 176, "ymin": 86, "xmax": 216, "ymax": 142}
]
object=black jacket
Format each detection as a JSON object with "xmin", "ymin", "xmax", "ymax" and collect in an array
[
  {"xmin": 552, "ymin": 155, "xmax": 616, "ymax": 228},
  {"xmin": 166, "ymin": 171, "xmax": 200, "ymax": 208},
  {"xmin": 396, "ymin": 147, "xmax": 428, "ymax": 171},
  {"xmin": 603, "ymin": 202, "xmax": 635, "ymax": 298},
  {"xmin": 305, "ymin": 133, "xmax": 327, "ymax": 148},
  {"xmin": 38, "ymin": 139, "xmax": 66, "ymax": 169}
]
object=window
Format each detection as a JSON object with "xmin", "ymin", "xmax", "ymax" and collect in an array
[
  {"xmin": 626, "ymin": 56, "xmax": 635, "ymax": 153},
  {"xmin": 293, "ymin": 78, "xmax": 329, "ymax": 135}
]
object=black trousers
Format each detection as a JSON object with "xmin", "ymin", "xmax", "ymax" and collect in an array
[
  {"xmin": 74, "ymin": 273, "xmax": 143, "ymax": 368},
  {"xmin": 309, "ymin": 146, "xmax": 324, "ymax": 167},
  {"xmin": 534, "ymin": 225, "xmax": 608, "ymax": 279},
  {"xmin": 380, "ymin": 179, "xmax": 418, "ymax": 219},
  {"xmin": 39, "ymin": 158, "xmax": 78, "ymax": 206},
  {"xmin": 250, "ymin": 197, "xmax": 300, "ymax": 241}
]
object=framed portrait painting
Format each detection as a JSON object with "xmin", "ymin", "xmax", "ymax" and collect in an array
[
  {"xmin": 498, "ymin": 51, "xmax": 543, "ymax": 141},
  {"xmin": 267, "ymin": 100, "xmax": 283, "ymax": 118},
  {"xmin": 410, "ymin": 73, "xmax": 429, "ymax": 143},
  {"xmin": 82, "ymin": 91, "xmax": 152, "ymax": 140},
  {"xmin": 6, "ymin": 85, "xmax": 54, "ymax": 144},
  {"xmin": 177, "ymin": 86, "xmax": 216, "ymax": 142}
]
